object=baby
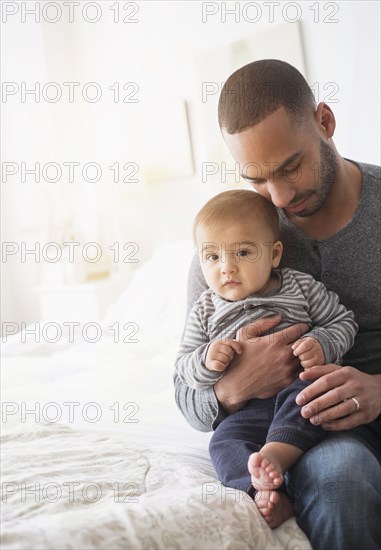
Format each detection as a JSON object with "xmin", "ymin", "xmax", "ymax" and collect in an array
[{"xmin": 175, "ymin": 189, "xmax": 357, "ymax": 528}]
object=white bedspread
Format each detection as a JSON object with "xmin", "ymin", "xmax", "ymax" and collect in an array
[{"xmin": 2, "ymin": 423, "xmax": 312, "ymax": 550}]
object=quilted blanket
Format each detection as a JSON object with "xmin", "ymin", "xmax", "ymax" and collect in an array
[{"xmin": 1, "ymin": 423, "xmax": 312, "ymax": 549}]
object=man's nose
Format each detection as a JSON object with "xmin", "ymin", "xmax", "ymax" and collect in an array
[{"xmin": 267, "ymin": 181, "xmax": 296, "ymax": 208}]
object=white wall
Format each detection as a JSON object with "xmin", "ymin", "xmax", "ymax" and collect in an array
[{"xmin": 1, "ymin": 0, "xmax": 380, "ymax": 328}]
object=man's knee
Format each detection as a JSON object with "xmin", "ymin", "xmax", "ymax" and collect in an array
[
  {"xmin": 286, "ymin": 433, "xmax": 381, "ymax": 549},
  {"xmin": 287, "ymin": 432, "xmax": 381, "ymax": 505}
]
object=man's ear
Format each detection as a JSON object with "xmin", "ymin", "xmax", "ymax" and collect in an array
[
  {"xmin": 314, "ymin": 102, "xmax": 336, "ymax": 139},
  {"xmin": 271, "ymin": 240, "xmax": 283, "ymax": 268}
]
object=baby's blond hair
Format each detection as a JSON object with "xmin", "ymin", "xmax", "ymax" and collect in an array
[{"xmin": 193, "ymin": 190, "xmax": 280, "ymax": 246}]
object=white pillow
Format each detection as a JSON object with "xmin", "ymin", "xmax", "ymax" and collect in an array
[{"xmin": 103, "ymin": 240, "xmax": 195, "ymax": 336}]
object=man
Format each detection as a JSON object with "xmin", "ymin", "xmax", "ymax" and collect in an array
[{"xmin": 174, "ymin": 59, "xmax": 381, "ymax": 548}]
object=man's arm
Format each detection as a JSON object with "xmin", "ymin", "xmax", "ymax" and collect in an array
[
  {"xmin": 185, "ymin": 254, "xmax": 209, "ymax": 319},
  {"xmin": 173, "ymin": 374, "xmax": 227, "ymax": 431}
]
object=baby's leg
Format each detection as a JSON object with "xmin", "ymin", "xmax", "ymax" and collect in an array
[
  {"xmin": 209, "ymin": 399, "xmax": 274, "ymax": 494},
  {"xmin": 249, "ymin": 376, "xmax": 326, "ymax": 529},
  {"xmin": 249, "ymin": 442, "xmax": 303, "ymax": 528}
]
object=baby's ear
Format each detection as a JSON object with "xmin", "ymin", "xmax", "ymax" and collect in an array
[{"xmin": 271, "ymin": 240, "xmax": 283, "ymax": 268}]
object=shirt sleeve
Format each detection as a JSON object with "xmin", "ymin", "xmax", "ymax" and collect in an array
[
  {"xmin": 173, "ymin": 374, "xmax": 228, "ymax": 432},
  {"xmin": 174, "ymin": 302, "xmax": 225, "ymax": 389}
]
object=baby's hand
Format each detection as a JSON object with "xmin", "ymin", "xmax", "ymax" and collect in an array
[
  {"xmin": 292, "ymin": 336, "xmax": 325, "ymax": 369},
  {"xmin": 205, "ymin": 339, "xmax": 242, "ymax": 372}
]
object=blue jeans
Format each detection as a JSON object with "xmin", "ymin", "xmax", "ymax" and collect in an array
[{"xmin": 285, "ymin": 431, "xmax": 381, "ymax": 550}]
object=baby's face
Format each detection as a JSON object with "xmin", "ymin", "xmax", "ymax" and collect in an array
[{"xmin": 196, "ymin": 221, "xmax": 283, "ymax": 301}]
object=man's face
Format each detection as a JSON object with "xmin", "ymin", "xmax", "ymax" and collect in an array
[{"xmin": 222, "ymin": 107, "xmax": 338, "ymax": 218}]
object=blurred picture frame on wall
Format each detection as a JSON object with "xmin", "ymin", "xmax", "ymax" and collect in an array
[{"xmin": 132, "ymin": 99, "xmax": 194, "ymax": 184}]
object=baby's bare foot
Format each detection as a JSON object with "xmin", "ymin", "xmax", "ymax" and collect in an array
[
  {"xmin": 254, "ymin": 491, "xmax": 294, "ymax": 529},
  {"xmin": 248, "ymin": 451, "xmax": 284, "ymax": 491}
]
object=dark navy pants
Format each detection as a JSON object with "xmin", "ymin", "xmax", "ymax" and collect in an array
[{"xmin": 209, "ymin": 378, "xmax": 325, "ymax": 496}]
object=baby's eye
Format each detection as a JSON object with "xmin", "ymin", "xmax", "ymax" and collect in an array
[
  {"xmin": 206, "ymin": 254, "xmax": 219, "ymax": 261},
  {"xmin": 237, "ymin": 249, "xmax": 249, "ymax": 257}
]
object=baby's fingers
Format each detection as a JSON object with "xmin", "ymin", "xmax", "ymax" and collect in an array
[
  {"xmin": 298, "ymin": 350, "xmax": 319, "ymax": 363},
  {"xmin": 225, "ymin": 339, "xmax": 242, "ymax": 356},
  {"xmin": 301, "ymin": 357, "xmax": 322, "ymax": 369},
  {"xmin": 292, "ymin": 337, "xmax": 315, "ymax": 357},
  {"xmin": 209, "ymin": 359, "xmax": 228, "ymax": 372}
]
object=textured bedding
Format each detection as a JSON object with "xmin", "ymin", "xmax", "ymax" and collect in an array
[
  {"xmin": 1, "ymin": 424, "xmax": 311, "ymax": 550},
  {"xmin": 1, "ymin": 241, "xmax": 312, "ymax": 549}
]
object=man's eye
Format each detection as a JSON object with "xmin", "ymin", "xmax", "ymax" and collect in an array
[
  {"xmin": 247, "ymin": 179, "xmax": 265, "ymax": 186},
  {"xmin": 284, "ymin": 164, "xmax": 300, "ymax": 174},
  {"xmin": 237, "ymin": 249, "xmax": 249, "ymax": 257},
  {"xmin": 240, "ymin": 176, "xmax": 264, "ymax": 186}
]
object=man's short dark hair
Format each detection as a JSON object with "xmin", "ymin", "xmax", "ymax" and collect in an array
[{"xmin": 218, "ymin": 59, "xmax": 316, "ymax": 134}]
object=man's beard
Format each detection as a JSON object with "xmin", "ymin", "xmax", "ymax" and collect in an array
[{"xmin": 289, "ymin": 139, "xmax": 338, "ymax": 218}]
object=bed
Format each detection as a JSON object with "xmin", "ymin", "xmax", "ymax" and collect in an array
[{"xmin": 1, "ymin": 241, "xmax": 312, "ymax": 549}]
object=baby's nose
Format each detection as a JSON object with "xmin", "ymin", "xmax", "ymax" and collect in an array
[{"xmin": 221, "ymin": 256, "xmax": 237, "ymax": 273}]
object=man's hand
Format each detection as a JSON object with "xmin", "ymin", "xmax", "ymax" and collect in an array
[
  {"xmin": 292, "ymin": 336, "xmax": 325, "ymax": 369},
  {"xmin": 205, "ymin": 339, "xmax": 242, "ymax": 372},
  {"xmin": 214, "ymin": 315, "xmax": 309, "ymax": 413},
  {"xmin": 296, "ymin": 365, "xmax": 381, "ymax": 430}
]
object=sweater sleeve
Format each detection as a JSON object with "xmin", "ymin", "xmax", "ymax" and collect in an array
[
  {"xmin": 300, "ymin": 273, "xmax": 358, "ymax": 364},
  {"xmin": 173, "ymin": 374, "xmax": 228, "ymax": 432}
]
